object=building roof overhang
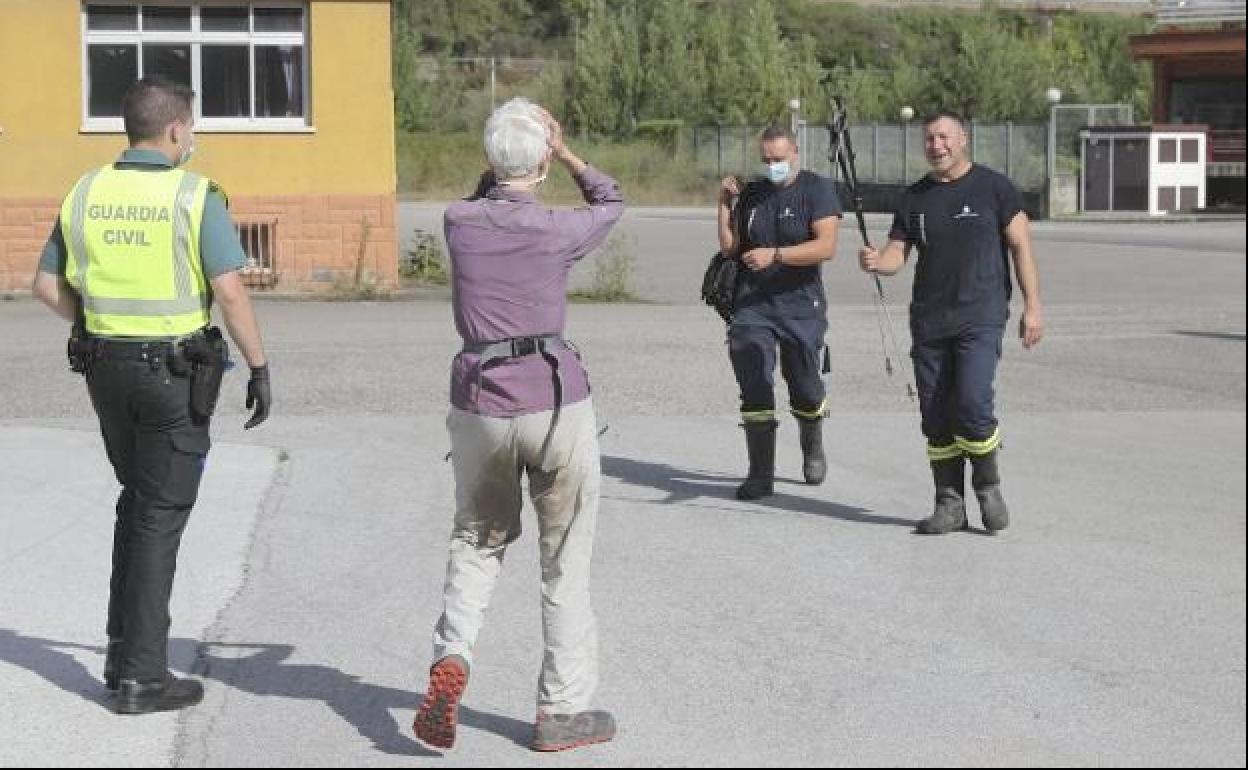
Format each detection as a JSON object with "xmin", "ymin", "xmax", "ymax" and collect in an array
[{"xmin": 1129, "ymin": 28, "xmax": 1247, "ymax": 58}]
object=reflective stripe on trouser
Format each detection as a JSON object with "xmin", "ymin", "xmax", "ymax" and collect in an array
[
  {"xmin": 433, "ymin": 398, "xmax": 601, "ymax": 714},
  {"xmin": 911, "ymin": 323, "xmax": 1005, "ymax": 448},
  {"xmin": 927, "ymin": 441, "xmax": 964, "ymax": 461},
  {"xmin": 729, "ymin": 319, "xmax": 827, "ymax": 419}
]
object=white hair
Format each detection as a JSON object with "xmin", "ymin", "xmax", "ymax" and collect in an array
[{"xmin": 483, "ymin": 97, "xmax": 549, "ymax": 181}]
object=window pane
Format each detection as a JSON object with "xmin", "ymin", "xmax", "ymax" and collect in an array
[
  {"xmin": 1181, "ymin": 139, "xmax": 1200, "ymax": 163},
  {"xmin": 1159, "ymin": 139, "xmax": 1176, "ymax": 163},
  {"xmin": 254, "ymin": 7, "xmax": 304, "ymax": 33},
  {"xmin": 88, "ymin": 44, "xmax": 137, "ymax": 117},
  {"xmin": 202, "ymin": 6, "xmax": 249, "ymax": 32},
  {"xmin": 202, "ymin": 45, "xmax": 250, "ymax": 118},
  {"xmin": 142, "ymin": 6, "xmax": 190, "ymax": 31},
  {"xmin": 255, "ymin": 46, "xmax": 304, "ymax": 118},
  {"xmin": 86, "ymin": 5, "xmax": 138, "ymax": 31},
  {"xmin": 143, "ymin": 44, "xmax": 191, "ymax": 86}
]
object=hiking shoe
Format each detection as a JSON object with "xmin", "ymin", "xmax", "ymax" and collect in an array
[
  {"xmin": 532, "ymin": 710, "xmax": 617, "ymax": 752},
  {"xmin": 412, "ymin": 655, "xmax": 468, "ymax": 750}
]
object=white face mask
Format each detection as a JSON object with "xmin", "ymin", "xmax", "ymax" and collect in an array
[
  {"xmin": 174, "ymin": 124, "xmax": 195, "ymax": 167},
  {"xmin": 764, "ymin": 160, "xmax": 791, "ymax": 185}
]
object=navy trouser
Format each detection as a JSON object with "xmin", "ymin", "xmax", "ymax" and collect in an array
[
  {"xmin": 87, "ymin": 355, "xmax": 210, "ymax": 682},
  {"xmin": 911, "ymin": 323, "xmax": 1005, "ymax": 457},
  {"xmin": 728, "ymin": 318, "xmax": 827, "ymax": 420}
]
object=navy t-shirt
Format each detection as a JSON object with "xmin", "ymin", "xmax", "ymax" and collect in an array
[
  {"xmin": 888, "ymin": 164, "xmax": 1024, "ymax": 341},
  {"xmin": 732, "ymin": 170, "xmax": 842, "ymax": 324}
]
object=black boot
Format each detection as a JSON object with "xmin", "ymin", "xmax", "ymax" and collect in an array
[
  {"xmin": 104, "ymin": 638, "xmax": 123, "ymax": 691},
  {"xmin": 969, "ymin": 449, "xmax": 1010, "ymax": 532},
  {"xmin": 115, "ymin": 673, "xmax": 204, "ymax": 715},
  {"xmin": 796, "ymin": 416, "xmax": 826, "ymax": 485},
  {"xmin": 736, "ymin": 421, "xmax": 777, "ymax": 500},
  {"xmin": 915, "ymin": 456, "xmax": 968, "ymax": 535}
]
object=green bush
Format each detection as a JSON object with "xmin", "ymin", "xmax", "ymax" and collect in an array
[{"xmin": 401, "ymin": 228, "xmax": 450, "ymax": 285}]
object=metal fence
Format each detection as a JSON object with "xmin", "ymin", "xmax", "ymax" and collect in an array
[{"xmin": 693, "ymin": 121, "xmax": 1050, "ymax": 192}]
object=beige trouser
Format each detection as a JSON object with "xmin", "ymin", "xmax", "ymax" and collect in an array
[{"xmin": 432, "ymin": 397, "xmax": 601, "ymax": 715}]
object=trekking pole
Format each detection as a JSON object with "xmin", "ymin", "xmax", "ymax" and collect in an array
[{"xmin": 828, "ymin": 97, "xmax": 916, "ymax": 401}]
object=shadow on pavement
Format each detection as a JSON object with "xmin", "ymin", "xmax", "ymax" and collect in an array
[
  {"xmin": 193, "ymin": 642, "xmax": 534, "ymax": 755},
  {"xmin": 0, "ymin": 630, "xmax": 531, "ymax": 755},
  {"xmin": 601, "ymin": 454, "xmax": 917, "ymax": 528},
  {"xmin": 0, "ymin": 628, "xmax": 109, "ymax": 709},
  {"xmin": 1172, "ymin": 330, "xmax": 1246, "ymax": 342}
]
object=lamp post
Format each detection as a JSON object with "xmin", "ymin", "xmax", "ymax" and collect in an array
[
  {"xmin": 789, "ymin": 98, "xmax": 803, "ymax": 166},
  {"xmin": 1046, "ymin": 87, "xmax": 1063, "ymax": 214},
  {"xmin": 900, "ymin": 105, "xmax": 915, "ymax": 181}
]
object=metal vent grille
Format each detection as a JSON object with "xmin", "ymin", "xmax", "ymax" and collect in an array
[{"xmin": 234, "ymin": 218, "xmax": 279, "ymax": 289}]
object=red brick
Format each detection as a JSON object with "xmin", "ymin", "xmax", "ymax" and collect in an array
[
  {"xmin": 0, "ymin": 224, "xmax": 36, "ymax": 240},
  {"xmin": 327, "ymin": 208, "xmax": 381, "ymax": 225},
  {"xmin": 302, "ymin": 223, "xmax": 341, "ymax": 241},
  {"xmin": 328, "ymin": 194, "xmax": 382, "ymax": 210},
  {"xmin": 3, "ymin": 207, "xmax": 34, "ymax": 226}
]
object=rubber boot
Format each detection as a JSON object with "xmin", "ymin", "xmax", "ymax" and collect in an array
[
  {"xmin": 969, "ymin": 449, "xmax": 1010, "ymax": 532},
  {"xmin": 914, "ymin": 456, "xmax": 968, "ymax": 535},
  {"xmin": 796, "ymin": 416, "xmax": 826, "ymax": 485},
  {"xmin": 736, "ymin": 420, "xmax": 777, "ymax": 500}
]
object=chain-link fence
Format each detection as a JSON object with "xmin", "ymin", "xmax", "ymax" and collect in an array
[{"xmin": 693, "ymin": 121, "xmax": 1050, "ymax": 193}]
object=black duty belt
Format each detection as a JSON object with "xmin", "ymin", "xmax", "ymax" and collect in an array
[{"xmin": 461, "ymin": 334, "xmax": 572, "ymax": 470}]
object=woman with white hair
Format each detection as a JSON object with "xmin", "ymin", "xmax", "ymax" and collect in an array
[{"xmin": 412, "ymin": 98, "xmax": 624, "ymax": 753}]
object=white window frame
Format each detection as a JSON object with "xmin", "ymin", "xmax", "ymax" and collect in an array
[{"xmin": 81, "ymin": 1, "xmax": 313, "ymax": 133}]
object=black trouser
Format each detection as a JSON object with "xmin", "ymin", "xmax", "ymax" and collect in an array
[
  {"xmin": 728, "ymin": 318, "xmax": 827, "ymax": 420},
  {"xmin": 911, "ymin": 323, "xmax": 1005, "ymax": 456},
  {"xmin": 86, "ymin": 352, "xmax": 211, "ymax": 683}
]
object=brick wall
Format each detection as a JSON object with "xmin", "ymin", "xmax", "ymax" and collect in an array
[
  {"xmin": 229, "ymin": 193, "xmax": 398, "ymax": 292},
  {"xmin": 0, "ymin": 197, "xmax": 60, "ymax": 293},
  {"xmin": 0, "ymin": 193, "xmax": 398, "ymax": 293}
]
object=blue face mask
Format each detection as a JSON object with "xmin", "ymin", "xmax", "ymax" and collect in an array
[{"xmin": 765, "ymin": 160, "xmax": 791, "ymax": 185}]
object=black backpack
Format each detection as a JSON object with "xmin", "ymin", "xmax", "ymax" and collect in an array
[{"xmin": 700, "ymin": 179, "xmax": 768, "ymax": 323}]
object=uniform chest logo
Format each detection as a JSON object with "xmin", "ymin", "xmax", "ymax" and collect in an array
[{"xmin": 953, "ymin": 204, "xmax": 980, "ymax": 220}]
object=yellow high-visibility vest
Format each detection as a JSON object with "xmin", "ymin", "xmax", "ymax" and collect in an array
[{"xmin": 60, "ymin": 165, "xmax": 217, "ymax": 337}]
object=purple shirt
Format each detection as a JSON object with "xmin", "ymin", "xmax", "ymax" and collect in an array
[{"xmin": 446, "ymin": 166, "xmax": 625, "ymax": 416}]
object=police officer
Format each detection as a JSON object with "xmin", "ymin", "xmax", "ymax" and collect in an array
[
  {"xmin": 31, "ymin": 76, "xmax": 271, "ymax": 713},
  {"xmin": 717, "ymin": 125, "xmax": 842, "ymax": 500},
  {"xmin": 859, "ymin": 111, "xmax": 1043, "ymax": 534}
]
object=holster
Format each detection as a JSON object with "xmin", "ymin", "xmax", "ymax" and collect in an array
[
  {"xmin": 67, "ymin": 318, "xmax": 92, "ymax": 375},
  {"xmin": 180, "ymin": 327, "xmax": 228, "ymax": 422}
]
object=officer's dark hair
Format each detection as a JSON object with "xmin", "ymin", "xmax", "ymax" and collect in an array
[
  {"xmin": 922, "ymin": 110, "xmax": 968, "ymax": 132},
  {"xmin": 122, "ymin": 75, "xmax": 195, "ymax": 145},
  {"xmin": 760, "ymin": 124, "xmax": 797, "ymax": 144}
]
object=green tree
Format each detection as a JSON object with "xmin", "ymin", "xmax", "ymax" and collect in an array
[
  {"xmin": 735, "ymin": 0, "xmax": 791, "ymax": 125},
  {"xmin": 638, "ymin": 0, "xmax": 704, "ymax": 121},
  {"xmin": 700, "ymin": 5, "xmax": 746, "ymax": 124}
]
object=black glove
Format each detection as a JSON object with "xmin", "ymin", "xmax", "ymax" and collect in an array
[{"xmin": 244, "ymin": 364, "xmax": 271, "ymax": 430}]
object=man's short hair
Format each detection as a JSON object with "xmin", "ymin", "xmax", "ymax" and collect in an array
[
  {"xmin": 760, "ymin": 124, "xmax": 796, "ymax": 144},
  {"xmin": 922, "ymin": 110, "xmax": 968, "ymax": 132},
  {"xmin": 122, "ymin": 75, "xmax": 194, "ymax": 144},
  {"xmin": 483, "ymin": 97, "xmax": 549, "ymax": 181}
]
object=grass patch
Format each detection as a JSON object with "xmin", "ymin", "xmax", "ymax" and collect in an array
[
  {"xmin": 400, "ymin": 228, "xmax": 450, "ymax": 286},
  {"xmin": 568, "ymin": 232, "xmax": 640, "ymax": 303},
  {"xmin": 397, "ymin": 131, "xmax": 719, "ymax": 206}
]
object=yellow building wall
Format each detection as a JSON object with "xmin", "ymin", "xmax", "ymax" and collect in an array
[
  {"xmin": 0, "ymin": 0, "xmax": 395, "ymax": 196},
  {"xmin": 0, "ymin": 0, "xmax": 397, "ymax": 291}
]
